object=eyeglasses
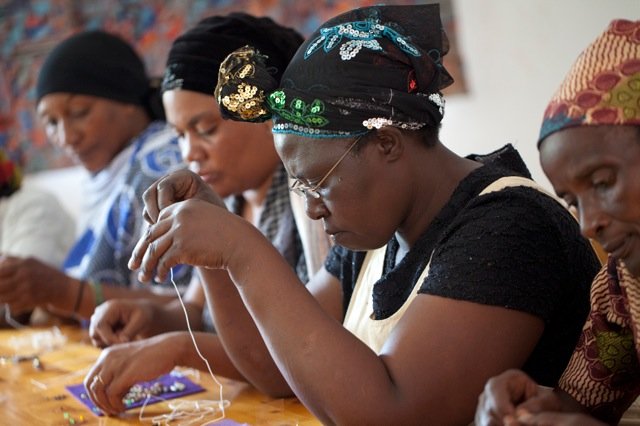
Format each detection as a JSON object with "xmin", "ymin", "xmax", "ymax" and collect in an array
[{"xmin": 289, "ymin": 134, "xmax": 364, "ymax": 200}]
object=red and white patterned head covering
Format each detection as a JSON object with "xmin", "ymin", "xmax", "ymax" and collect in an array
[{"xmin": 538, "ymin": 19, "xmax": 640, "ymax": 145}]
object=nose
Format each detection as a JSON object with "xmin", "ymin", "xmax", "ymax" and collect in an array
[
  {"xmin": 578, "ymin": 198, "xmax": 610, "ymax": 240},
  {"xmin": 304, "ymin": 195, "xmax": 328, "ymax": 221},
  {"xmin": 54, "ymin": 120, "xmax": 80, "ymax": 148},
  {"xmin": 180, "ymin": 132, "xmax": 206, "ymax": 164}
]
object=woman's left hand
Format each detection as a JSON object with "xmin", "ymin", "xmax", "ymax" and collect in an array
[
  {"xmin": 510, "ymin": 411, "xmax": 607, "ymax": 426},
  {"xmin": 0, "ymin": 256, "xmax": 70, "ymax": 314},
  {"xmin": 129, "ymin": 198, "xmax": 248, "ymax": 283}
]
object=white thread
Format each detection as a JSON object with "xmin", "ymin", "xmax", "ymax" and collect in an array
[
  {"xmin": 138, "ymin": 268, "xmax": 229, "ymax": 425},
  {"xmin": 4, "ymin": 303, "xmax": 26, "ymax": 329}
]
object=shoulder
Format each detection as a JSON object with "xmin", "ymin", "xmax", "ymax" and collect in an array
[
  {"xmin": 446, "ymin": 184, "xmax": 575, "ymax": 244},
  {"xmin": 422, "ymin": 183, "xmax": 597, "ymax": 321},
  {"xmin": 132, "ymin": 121, "xmax": 184, "ymax": 177},
  {"xmin": 5, "ymin": 187, "xmax": 66, "ymax": 214}
]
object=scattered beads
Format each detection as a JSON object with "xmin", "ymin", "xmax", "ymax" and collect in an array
[{"xmin": 122, "ymin": 380, "xmax": 188, "ymax": 407}]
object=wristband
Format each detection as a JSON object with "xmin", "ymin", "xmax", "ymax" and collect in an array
[
  {"xmin": 88, "ymin": 280, "xmax": 104, "ymax": 307},
  {"xmin": 72, "ymin": 280, "xmax": 86, "ymax": 314}
]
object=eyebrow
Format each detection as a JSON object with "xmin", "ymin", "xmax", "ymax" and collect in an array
[
  {"xmin": 187, "ymin": 111, "xmax": 213, "ymax": 128},
  {"xmin": 37, "ymin": 94, "xmax": 77, "ymax": 118}
]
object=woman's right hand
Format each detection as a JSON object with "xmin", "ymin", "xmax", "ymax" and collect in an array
[
  {"xmin": 84, "ymin": 333, "xmax": 185, "ymax": 416},
  {"xmin": 89, "ymin": 299, "xmax": 155, "ymax": 348},
  {"xmin": 142, "ymin": 169, "xmax": 224, "ymax": 224},
  {"xmin": 475, "ymin": 369, "xmax": 546, "ymax": 426}
]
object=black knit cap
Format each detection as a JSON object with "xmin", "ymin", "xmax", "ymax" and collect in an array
[
  {"xmin": 36, "ymin": 30, "xmax": 150, "ymax": 107},
  {"xmin": 161, "ymin": 12, "xmax": 303, "ymax": 95}
]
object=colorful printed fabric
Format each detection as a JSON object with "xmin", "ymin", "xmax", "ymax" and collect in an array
[
  {"xmin": 558, "ymin": 257, "xmax": 640, "ymax": 424},
  {"xmin": 539, "ymin": 19, "xmax": 640, "ymax": 144},
  {"xmin": 216, "ymin": 4, "xmax": 453, "ymax": 138},
  {"xmin": 0, "ymin": 150, "xmax": 21, "ymax": 198},
  {"xmin": 63, "ymin": 121, "xmax": 192, "ymax": 290}
]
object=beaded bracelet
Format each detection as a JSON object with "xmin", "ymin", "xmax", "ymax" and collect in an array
[
  {"xmin": 88, "ymin": 280, "xmax": 104, "ymax": 308},
  {"xmin": 72, "ymin": 280, "xmax": 86, "ymax": 314}
]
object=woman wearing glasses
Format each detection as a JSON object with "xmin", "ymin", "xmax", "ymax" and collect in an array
[{"xmin": 93, "ymin": 5, "xmax": 599, "ymax": 424}]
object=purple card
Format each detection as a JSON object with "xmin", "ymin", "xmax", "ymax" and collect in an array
[{"xmin": 66, "ymin": 372, "xmax": 205, "ymax": 416}]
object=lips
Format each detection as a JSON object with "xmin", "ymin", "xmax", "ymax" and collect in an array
[{"xmin": 198, "ymin": 172, "xmax": 220, "ymax": 185}]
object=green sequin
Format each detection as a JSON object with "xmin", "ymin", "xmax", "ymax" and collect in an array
[{"xmin": 267, "ymin": 92, "xmax": 329, "ymax": 128}]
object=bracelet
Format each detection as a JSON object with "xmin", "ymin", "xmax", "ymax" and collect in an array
[
  {"xmin": 88, "ymin": 280, "xmax": 104, "ymax": 308},
  {"xmin": 72, "ymin": 280, "xmax": 86, "ymax": 314}
]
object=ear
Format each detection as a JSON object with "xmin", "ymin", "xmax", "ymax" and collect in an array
[{"xmin": 372, "ymin": 126, "xmax": 404, "ymax": 163}]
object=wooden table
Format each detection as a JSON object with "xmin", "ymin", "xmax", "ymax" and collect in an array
[{"xmin": 0, "ymin": 326, "xmax": 321, "ymax": 425}]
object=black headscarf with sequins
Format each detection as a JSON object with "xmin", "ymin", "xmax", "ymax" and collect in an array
[
  {"xmin": 162, "ymin": 13, "xmax": 303, "ymax": 96},
  {"xmin": 216, "ymin": 4, "xmax": 453, "ymax": 138}
]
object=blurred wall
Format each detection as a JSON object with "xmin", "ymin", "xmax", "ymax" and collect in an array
[{"xmin": 441, "ymin": 0, "xmax": 638, "ymax": 188}]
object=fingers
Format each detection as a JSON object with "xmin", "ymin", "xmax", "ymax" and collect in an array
[
  {"xmin": 89, "ymin": 303, "xmax": 124, "ymax": 348},
  {"xmin": 142, "ymin": 170, "xmax": 200, "ymax": 224},
  {"xmin": 141, "ymin": 183, "xmax": 160, "ymax": 224},
  {"xmin": 514, "ymin": 390, "xmax": 563, "ymax": 415},
  {"xmin": 85, "ymin": 365, "xmax": 122, "ymax": 415},
  {"xmin": 475, "ymin": 370, "xmax": 540, "ymax": 426},
  {"xmin": 128, "ymin": 219, "xmax": 174, "ymax": 281},
  {"xmin": 84, "ymin": 350, "xmax": 129, "ymax": 415},
  {"xmin": 513, "ymin": 411, "xmax": 604, "ymax": 426},
  {"xmin": 118, "ymin": 311, "xmax": 148, "ymax": 343}
]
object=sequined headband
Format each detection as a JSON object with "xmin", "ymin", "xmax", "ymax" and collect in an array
[
  {"xmin": 216, "ymin": 45, "xmax": 446, "ymax": 138},
  {"xmin": 215, "ymin": 5, "xmax": 452, "ymax": 138}
]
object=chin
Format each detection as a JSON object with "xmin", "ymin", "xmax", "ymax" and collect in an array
[
  {"xmin": 624, "ymin": 256, "xmax": 640, "ymax": 279},
  {"xmin": 332, "ymin": 233, "xmax": 387, "ymax": 252}
]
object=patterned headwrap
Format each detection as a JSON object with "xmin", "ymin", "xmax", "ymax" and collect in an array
[
  {"xmin": 538, "ymin": 19, "xmax": 640, "ymax": 144},
  {"xmin": 162, "ymin": 13, "xmax": 303, "ymax": 96},
  {"xmin": 0, "ymin": 150, "xmax": 21, "ymax": 198},
  {"xmin": 215, "ymin": 4, "xmax": 453, "ymax": 138}
]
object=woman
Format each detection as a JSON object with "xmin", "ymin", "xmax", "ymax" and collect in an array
[
  {"xmin": 87, "ymin": 13, "xmax": 327, "ymax": 344},
  {"xmin": 475, "ymin": 19, "xmax": 640, "ymax": 426},
  {"xmin": 89, "ymin": 5, "xmax": 599, "ymax": 424},
  {"xmin": 0, "ymin": 150, "xmax": 75, "ymax": 325},
  {"xmin": 0, "ymin": 31, "xmax": 191, "ymax": 321}
]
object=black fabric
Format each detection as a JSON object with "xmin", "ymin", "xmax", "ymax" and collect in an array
[
  {"xmin": 215, "ymin": 5, "xmax": 454, "ymax": 137},
  {"xmin": 35, "ymin": 30, "xmax": 159, "ymax": 117},
  {"xmin": 324, "ymin": 144, "xmax": 599, "ymax": 386},
  {"xmin": 275, "ymin": 4, "xmax": 453, "ymax": 134},
  {"xmin": 161, "ymin": 13, "xmax": 303, "ymax": 95}
]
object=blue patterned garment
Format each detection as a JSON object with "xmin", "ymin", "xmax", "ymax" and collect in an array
[{"xmin": 64, "ymin": 121, "xmax": 192, "ymax": 290}]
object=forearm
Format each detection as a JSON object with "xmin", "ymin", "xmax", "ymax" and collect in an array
[
  {"xmin": 169, "ymin": 331, "xmax": 244, "ymax": 381},
  {"xmin": 198, "ymin": 268, "xmax": 292, "ymax": 396},
  {"xmin": 229, "ymin": 235, "xmax": 403, "ymax": 425},
  {"xmin": 57, "ymin": 279, "xmax": 176, "ymax": 320},
  {"xmin": 141, "ymin": 299, "xmax": 203, "ymax": 336}
]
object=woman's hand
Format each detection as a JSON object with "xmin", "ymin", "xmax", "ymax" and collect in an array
[
  {"xmin": 84, "ymin": 333, "xmax": 184, "ymax": 416},
  {"xmin": 89, "ymin": 299, "xmax": 156, "ymax": 348},
  {"xmin": 475, "ymin": 369, "xmax": 544, "ymax": 426},
  {"xmin": 142, "ymin": 169, "xmax": 225, "ymax": 224},
  {"xmin": 0, "ymin": 256, "xmax": 71, "ymax": 314},
  {"xmin": 509, "ymin": 412, "xmax": 606, "ymax": 426},
  {"xmin": 129, "ymin": 199, "xmax": 250, "ymax": 283}
]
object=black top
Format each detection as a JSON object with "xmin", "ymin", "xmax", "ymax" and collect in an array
[{"xmin": 325, "ymin": 144, "xmax": 599, "ymax": 386}]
